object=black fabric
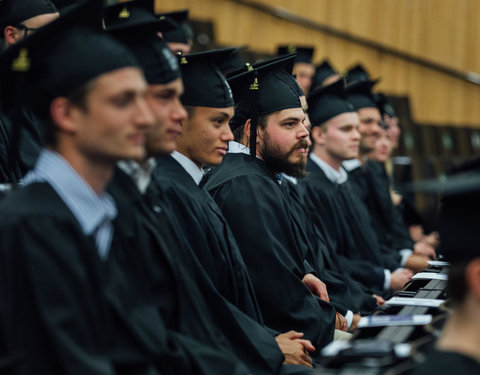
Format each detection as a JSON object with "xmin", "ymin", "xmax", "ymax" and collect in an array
[
  {"xmin": 311, "ymin": 60, "xmax": 338, "ymax": 91},
  {"xmin": 153, "ymin": 155, "xmax": 262, "ymax": 321},
  {"xmin": 179, "ymin": 48, "xmax": 235, "ymax": 108},
  {"xmin": 0, "ymin": 183, "xmax": 115, "ymax": 374},
  {"xmin": 412, "ymin": 348, "xmax": 480, "ymax": 375},
  {"xmin": 344, "ymin": 64, "xmax": 377, "ymax": 85},
  {"xmin": 0, "ymin": 181, "xmax": 248, "ymax": 374},
  {"xmin": 228, "ymin": 55, "xmax": 302, "ymax": 131},
  {"xmin": 277, "ymin": 45, "xmax": 313, "ymax": 64},
  {"xmin": 202, "ymin": 152, "xmax": 336, "ymax": 356},
  {"xmin": 103, "ymin": 0, "xmax": 172, "ymax": 34},
  {"xmin": 308, "ymin": 79, "xmax": 355, "ymax": 127},
  {"xmin": 112, "ymin": 31, "xmax": 181, "ymax": 85},
  {"xmin": 0, "ymin": 0, "xmax": 57, "ymax": 29},
  {"xmin": 300, "ymin": 158, "xmax": 400, "ymax": 291},
  {"xmin": 348, "ymin": 161, "xmax": 414, "ymax": 252},
  {"xmin": 345, "ymin": 80, "xmax": 378, "ymax": 111},
  {"xmin": 0, "ymin": 108, "xmax": 44, "ymax": 184},
  {"xmin": 109, "ymin": 168, "xmax": 285, "ymax": 375},
  {"xmin": 158, "ymin": 10, "xmax": 191, "ymax": 44},
  {"xmin": 281, "ymin": 178, "xmax": 378, "ymax": 315}
]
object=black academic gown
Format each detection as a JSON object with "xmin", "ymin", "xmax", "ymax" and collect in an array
[
  {"xmin": 152, "ymin": 155, "xmax": 262, "ymax": 322},
  {"xmin": 411, "ymin": 349, "xmax": 480, "ymax": 375},
  {"xmin": 0, "ymin": 181, "xmax": 247, "ymax": 375},
  {"xmin": 281, "ymin": 178, "xmax": 378, "ymax": 315},
  {"xmin": 0, "ymin": 108, "xmax": 44, "ymax": 184},
  {"xmin": 0, "ymin": 183, "xmax": 143, "ymax": 374},
  {"xmin": 300, "ymin": 158, "xmax": 400, "ymax": 292},
  {"xmin": 202, "ymin": 153, "xmax": 336, "ymax": 355},
  {"xmin": 348, "ymin": 160, "xmax": 414, "ymax": 252},
  {"xmin": 109, "ymin": 167, "xmax": 291, "ymax": 375}
]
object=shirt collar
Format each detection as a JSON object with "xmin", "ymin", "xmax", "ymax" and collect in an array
[
  {"xmin": 23, "ymin": 149, "xmax": 117, "ymax": 235},
  {"xmin": 171, "ymin": 151, "xmax": 204, "ymax": 185},
  {"xmin": 342, "ymin": 158, "xmax": 362, "ymax": 172},
  {"xmin": 117, "ymin": 158, "xmax": 156, "ymax": 194},
  {"xmin": 227, "ymin": 140, "xmax": 250, "ymax": 155},
  {"xmin": 309, "ymin": 153, "xmax": 348, "ymax": 184},
  {"xmin": 282, "ymin": 174, "xmax": 298, "ymax": 185}
]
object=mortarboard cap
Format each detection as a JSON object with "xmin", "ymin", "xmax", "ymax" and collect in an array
[
  {"xmin": 111, "ymin": 28, "xmax": 181, "ymax": 86},
  {"xmin": 5, "ymin": 0, "xmax": 137, "ymax": 115},
  {"xmin": 345, "ymin": 63, "xmax": 380, "ymax": 85},
  {"xmin": 218, "ymin": 46, "xmax": 248, "ymax": 76},
  {"xmin": 346, "ymin": 79, "xmax": 378, "ymax": 111},
  {"xmin": 0, "ymin": 0, "xmax": 104, "ymax": 113},
  {"xmin": 104, "ymin": 0, "xmax": 174, "ymax": 34},
  {"xmin": 311, "ymin": 60, "xmax": 339, "ymax": 91},
  {"xmin": 228, "ymin": 54, "xmax": 301, "ymax": 123},
  {"xmin": 308, "ymin": 79, "xmax": 355, "ymax": 127},
  {"xmin": 158, "ymin": 9, "xmax": 192, "ymax": 45},
  {"xmin": 277, "ymin": 44, "xmax": 314, "ymax": 65},
  {"xmin": 228, "ymin": 54, "xmax": 302, "ymax": 156},
  {"xmin": 374, "ymin": 92, "xmax": 397, "ymax": 118},
  {"xmin": 0, "ymin": 0, "xmax": 57, "ymax": 30},
  {"xmin": 412, "ymin": 159, "xmax": 480, "ymax": 263},
  {"xmin": 179, "ymin": 48, "xmax": 235, "ymax": 108}
]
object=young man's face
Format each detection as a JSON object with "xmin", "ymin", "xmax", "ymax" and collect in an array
[
  {"xmin": 176, "ymin": 106, "xmax": 234, "ymax": 167},
  {"xmin": 258, "ymin": 107, "xmax": 309, "ymax": 177},
  {"xmin": 369, "ymin": 127, "xmax": 391, "ymax": 162},
  {"xmin": 293, "ymin": 62, "xmax": 315, "ymax": 94},
  {"xmin": 357, "ymin": 107, "xmax": 382, "ymax": 154},
  {"xmin": 318, "ymin": 112, "xmax": 361, "ymax": 163},
  {"xmin": 72, "ymin": 67, "xmax": 153, "ymax": 163},
  {"xmin": 144, "ymin": 78, "xmax": 187, "ymax": 156},
  {"xmin": 385, "ymin": 115, "xmax": 401, "ymax": 149}
]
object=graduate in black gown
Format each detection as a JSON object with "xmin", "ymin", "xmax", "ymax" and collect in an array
[
  {"xmin": 299, "ymin": 79, "xmax": 413, "ymax": 294},
  {"xmin": 106, "ymin": 13, "xmax": 316, "ymax": 373},
  {"xmin": 411, "ymin": 170, "xmax": 480, "ymax": 374},
  {"xmin": 0, "ymin": 0, "xmax": 59, "ymax": 184},
  {"xmin": 0, "ymin": 3, "xmax": 248, "ymax": 374},
  {"xmin": 152, "ymin": 48, "xmax": 317, "ymax": 369},
  {"xmin": 281, "ymin": 177, "xmax": 380, "ymax": 320},
  {"xmin": 344, "ymin": 80, "xmax": 435, "ymax": 267},
  {"xmin": 202, "ymin": 56, "xmax": 338, "ymax": 356}
]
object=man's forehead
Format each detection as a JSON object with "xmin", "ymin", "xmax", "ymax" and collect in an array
[
  {"xmin": 330, "ymin": 111, "xmax": 359, "ymax": 126},
  {"xmin": 358, "ymin": 107, "xmax": 381, "ymax": 119},
  {"xmin": 275, "ymin": 107, "xmax": 304, "ymax": 120}
]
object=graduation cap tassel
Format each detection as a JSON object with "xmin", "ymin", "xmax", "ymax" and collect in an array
[{"xmin": 249, "ymin": 69, "xmax": 259, "ymax": 157}]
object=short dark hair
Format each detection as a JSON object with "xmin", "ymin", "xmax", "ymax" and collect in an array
[
  {"xmin": 232, "ymin": 113, "xmax": 270, "ymax": 143},
  {"xmin": 447, "ymin": 261, "xmax": 470, "ymax": 307},
  {"xmin": 42, "ymin": 79, "xmax": 96, "ymax": 146},
  {"xmin": 183, "ymin": 104, "xmax": 196, "ymax": 118}
]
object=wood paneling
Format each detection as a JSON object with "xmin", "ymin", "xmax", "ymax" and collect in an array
[{"xmin": 155, "ymin": 0, "xmax": 480, "ymax": 127}]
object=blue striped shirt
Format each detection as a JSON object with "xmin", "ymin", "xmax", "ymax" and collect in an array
[{"xmin": 23, "ymin": 149, "xmax": 117, "ymax": 260}]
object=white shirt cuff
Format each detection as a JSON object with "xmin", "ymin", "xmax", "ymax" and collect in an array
[
  {"xmin": 345, "ymin": 310, "xmax": 354, "ymax": 328},
  {"xmin": 399, "ymin": 249, "xmax": 413, "ymax": 266},
  {"xmin": 383, "ymin": 269, "xmax": 391, "ymax": 290}
]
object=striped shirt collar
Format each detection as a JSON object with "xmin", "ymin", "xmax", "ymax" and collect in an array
[
  {"xmin": 117, "ymin": 158, "xmax": 156, "ymax": 194},
  {"xmin": 23, "ymin": 149, "xmax": 118, "ymax": 236}
]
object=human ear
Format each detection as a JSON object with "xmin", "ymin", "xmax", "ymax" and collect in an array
[
  {"xmin": 465, "ymin": 258, "xmax": 480, "ymax": 301},
  {"xmin": 49, "ymin": 97, "xmax": 80, "ymax": 135}
]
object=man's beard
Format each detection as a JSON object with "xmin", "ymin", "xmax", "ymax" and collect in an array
[{"xmin": 260, "ymin": 133, "xmax": 309, "ymax": 178}]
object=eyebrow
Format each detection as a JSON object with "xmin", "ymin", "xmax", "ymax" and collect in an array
[
  {"xmin": 281, "ymin": 116, "xmax": 303, "ymax": 122},
  {"xmin": 212, "ymin": 111, "xmax": 231, "ymax": 119}
]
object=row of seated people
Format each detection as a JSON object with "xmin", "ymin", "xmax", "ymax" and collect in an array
[{"xmin": 1, "ymin": 1, "xmax": 477, "ymax": 374}]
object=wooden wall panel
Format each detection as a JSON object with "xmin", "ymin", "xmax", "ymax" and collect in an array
[{"xmin": 155, "ymin": 0, "xmax": 480, "ymax": 127}]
